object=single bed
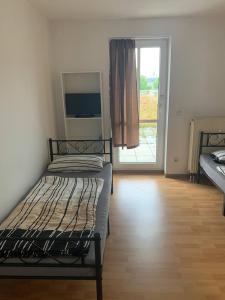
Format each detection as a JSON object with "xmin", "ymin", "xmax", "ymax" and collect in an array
[
  {"xmin": 197, "ymin": 132, "xmax": 225, "ymax": 215},
  {"xmin": 0, "ymin": 138, "xmax": 113, "ymax": 300}
]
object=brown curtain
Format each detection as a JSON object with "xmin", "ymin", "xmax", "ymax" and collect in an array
[{"xmin": 109, "ymin": 39, "xmax": 139, "ymax": 149}]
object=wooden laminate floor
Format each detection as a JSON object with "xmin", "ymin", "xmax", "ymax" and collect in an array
[{"xmin": 1, "ymin": 174, "xmax": 225, "ymax": 300}]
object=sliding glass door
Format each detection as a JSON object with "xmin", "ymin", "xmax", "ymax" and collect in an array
[{"xmin": 114, "ymin": 39, "xmax": 169, "ymax": 170}]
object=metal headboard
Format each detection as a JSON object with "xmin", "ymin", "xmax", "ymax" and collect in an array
[
  {"xmin": 199, "ymin": 131, "xmax": 225, "ymax": 158},
  {"xmin": 49, "ymin": 138, "xmax": 113, "ymax": 164}
]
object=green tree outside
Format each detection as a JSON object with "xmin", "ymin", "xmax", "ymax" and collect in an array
[
  {"xmin": 150, "ymin": 78, "xmax": 159, "ymax": 90},
  {"xmin": 140, "ymin": 75, "xmax": 151, "ymax": 90},
  {"xmin": 139, "ymin": 75, "xmax": 159, "ymax": 91}
]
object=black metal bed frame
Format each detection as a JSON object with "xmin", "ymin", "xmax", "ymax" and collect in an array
[
  {"xmin": 0, "ymin": 138, "xmax": 113, "ymax": 300},
  {"xmin": 197, "ymin": 131, "xmax": 225, "ymax": 216}
]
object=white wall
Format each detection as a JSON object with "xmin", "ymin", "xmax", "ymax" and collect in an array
[
  {"xmin": 0, "ymin": 0, "xmax": 56, "ymax": 218},
  {"xmin": 50, "ymin": 17, "xmax": 225, "ymax": 175}
]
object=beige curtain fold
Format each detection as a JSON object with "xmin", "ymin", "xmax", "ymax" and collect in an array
[{"xmin": 109, "ymin": 39, "xmax": 139, "ymax": 149}]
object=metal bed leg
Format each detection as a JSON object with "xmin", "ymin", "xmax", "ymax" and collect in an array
[
  {"xmin": 223, "ymin": 195, "xmax": 225, "ymax": 217},
  {"xmin": 111, "ymin": 175, "xmax": 113, "ymax": 194},
  {"xmin": 197, "ymin": 165, "xmax": 201, "ymax": 184},
  {"xmin": 197, "ymin": 132, "xmax": 204, "ymax": 184},
  {"xmin": 96, "ymin": 272, "xmax": 103, "ymax": 300},
  {"xmin": 94, "ymin": 233, "xmax": 103, "ymax": 300},
  {"xmin": 107, "ymin": 216, "xmax": 110, "ymax": 237}
]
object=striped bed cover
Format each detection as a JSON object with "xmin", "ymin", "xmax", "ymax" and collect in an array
[
  {"xmin": 0, "ymin": 176, "xmax": 103, "ymax": 258},
  {"xmin": 217, "ymin": 165, "xmax": 225, "ymax": 176}
]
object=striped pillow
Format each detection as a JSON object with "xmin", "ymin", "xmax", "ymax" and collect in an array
[
  {"xmin": 48, "ymin": 155, "xmax": 104, "ymax": 172},
  {"xmin": 212, "ymin": 150, "xmax": 225, "ymax": 164}
]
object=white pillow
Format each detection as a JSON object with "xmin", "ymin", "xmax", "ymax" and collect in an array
[
  {"xmin": 212, "ymin": 150, "xmax": 225, "ymax": 163},
  {"xmin": 48, "ymin": 155, "xmax": 104, "ymax": 172}
]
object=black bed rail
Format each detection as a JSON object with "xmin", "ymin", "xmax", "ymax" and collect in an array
[
  {"xmin": 0, "ymin": 234, "xmax": 102, "ymax": 296},
  {"xmin": 49, "ymin": 138, "xmax": 113, "ymax": 165},
  {"xmin": 0, "ymin": 232, "xmax": 103, "ymax": 299},
  {"xmin": 0, "ymin": 233, "xmax": 101, "ymax": 264},
  {"xmin": 0, "ymin": 235, "xmax": 98, "ymax": 242}
]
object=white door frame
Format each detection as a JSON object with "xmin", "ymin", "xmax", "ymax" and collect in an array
[{"xmin": 113, "ymin": 38, "xmax": 169, "ymax": 171}]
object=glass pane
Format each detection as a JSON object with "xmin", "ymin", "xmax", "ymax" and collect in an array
[
  {"xmin": 119, "ymin": 47, "xmax": 160, "ymax": 164},
  {"xmin": 119, "ymin": 123, "xmax": 157, "ymax": 163},
  {"xmin": 139, "ymin": 48, "xmax": 160, "ymax": 122}
]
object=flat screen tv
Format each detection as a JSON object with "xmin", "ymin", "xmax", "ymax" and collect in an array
[{"xmin": 65, "ymin": 93, "xmax": 101, "ymax": 118}]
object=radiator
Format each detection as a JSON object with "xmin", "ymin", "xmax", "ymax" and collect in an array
[{"xmin": 188, "ymin": 117, "xmax": 225, "ymax": 174}]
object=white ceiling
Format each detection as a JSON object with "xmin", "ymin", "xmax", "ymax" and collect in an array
[{"xmin": 29, "ymin": 0, "xmax": 225, "ymax": 20}]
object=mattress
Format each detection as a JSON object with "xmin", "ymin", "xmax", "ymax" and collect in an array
[
  {"xmin": 0, "ymin": 163, "xmax": 112, "ymax": 278},
  {"xmin": 200, "ymin": 154, "xmax": 225, "ymax": 193}
]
